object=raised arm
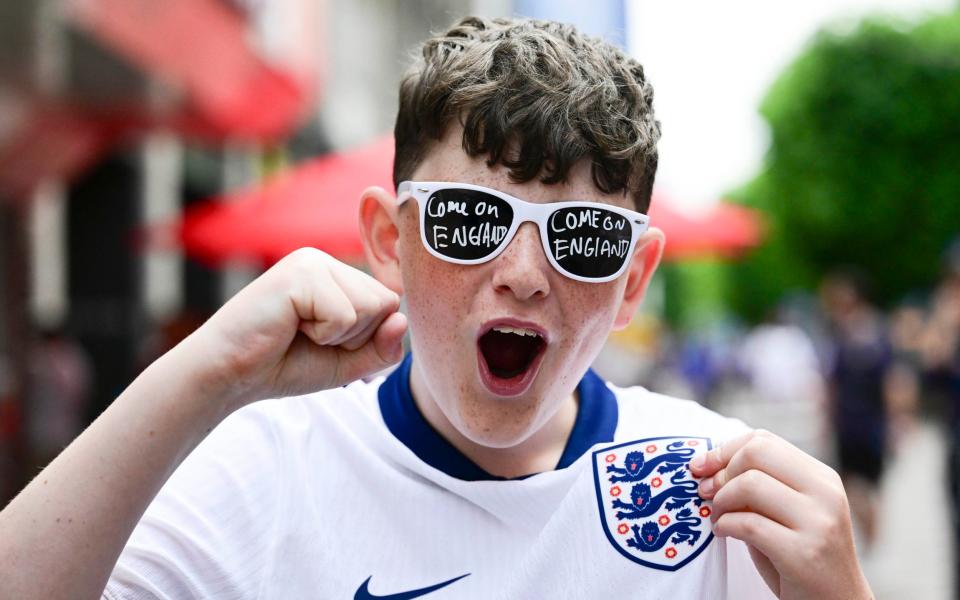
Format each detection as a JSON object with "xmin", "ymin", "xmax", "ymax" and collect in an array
[{"xmin": 0, "ymin": 248, "xmax": 406, "ymax": 599}]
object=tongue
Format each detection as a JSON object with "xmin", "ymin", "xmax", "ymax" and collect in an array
[{"xmin": 479, "ymin": 330, "xmax": 543, "ymax": 379}]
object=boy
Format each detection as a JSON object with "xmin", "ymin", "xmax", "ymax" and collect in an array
[{"xmin": 0, "ymin": 17, "xmax": 872, "ymax": 599}]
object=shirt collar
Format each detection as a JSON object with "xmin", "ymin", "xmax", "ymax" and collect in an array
[{"xmin": 378, "ymin": 353, "xmax": 618, "ymax": 481}]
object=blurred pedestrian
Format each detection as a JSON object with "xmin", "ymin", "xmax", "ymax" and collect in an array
[
  {"xmin": 918, "ymin": 251, "xmax": 960, "ymax": 597},
  {"xmin": 885, "ymin": 302, "xmax": 928, "ymax": 448},
  {"xmin": 820, "ymin": 269, "xmax": 891, "ymax": 549},
  {"xmin": 737, "ymin": 307, "xmax": 829, "ymax": 461}
]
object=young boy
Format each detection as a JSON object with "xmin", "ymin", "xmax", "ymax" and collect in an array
[{"xmin": 0, "ymin": 17, "xmax": 872, "ymax": 599}]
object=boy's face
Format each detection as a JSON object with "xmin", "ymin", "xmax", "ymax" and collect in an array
[{"xmin": 365, "ymin": 129, "xmax": 663, "ymax": 449}]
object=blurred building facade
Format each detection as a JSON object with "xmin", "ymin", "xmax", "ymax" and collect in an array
[{"xmin": 0, "ymin": 0, "xmax": 517, "ymax": 503}]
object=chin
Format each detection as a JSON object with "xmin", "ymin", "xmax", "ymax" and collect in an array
[{"xmin": 448, "ymin": 391, "xmax": 545, "ymax": 449}]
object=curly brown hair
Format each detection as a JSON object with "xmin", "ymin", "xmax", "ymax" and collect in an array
[{"xmin": 393, "ymin": 16, "xmax": 661, "ymax": 212}]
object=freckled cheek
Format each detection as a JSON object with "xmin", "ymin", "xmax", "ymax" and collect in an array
[
  {"xmin": 399, "ymin": 234, "xmax": 476, "ymax": 362},
  {"xmin": 406, "ymin": 276, "xmax": 458, "ymax": 338},
  {"xmin": 397, "ymin": 217, "xmax": 486, "ymax": 325},
  {"xmin": 555, "ymin": 285, "xmax": 621, "ymax": 355}
]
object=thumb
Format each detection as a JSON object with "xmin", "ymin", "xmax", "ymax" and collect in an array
[{"xmin": 333, "ymin": 312, "xmax": 408, "ymax": 385}]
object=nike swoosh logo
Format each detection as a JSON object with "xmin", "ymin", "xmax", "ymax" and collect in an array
[{"xmin": 354, "ymin": 573, "xmax": 470, "ymax": 600}]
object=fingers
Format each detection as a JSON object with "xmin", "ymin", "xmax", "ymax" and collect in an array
[
  {"xmin": 297, "ymin": 281, "xmax": 357, "ymax": 346},
  {"xmin": 692, "ymin": 430, "xmax": 826, "ymax": 495},
  {"xmin": 708, "ymin": 468, "xmax": 808, "ymax": 530},
  {"xmin": 712, "ymin": 511, "xmax": 793, "ymax": 570},
  {"xmin": 690, "ymin": 431, "xmax": 754, "ymax": 477},
  {"xmin": 328, "ymin": 263, "xmax": 398, "ymax": 340},
  {"xmin": 336, "ymin": 311, "xmax": 387, "ymax": 352},
  {"xmin": 285, "ymin": 250, "xmax": 405, "ymax": 385},
  {"xmin": 689, "ymin": 429, "xmax": 866, "ymax": 597},
  {"xmin": 324, "ymin": 279, "xmax": 399, "ymax": 350},
  {"xmin": 331, "ymin": 264, "xmax": 400, "ymax": 347},
  {"xmin": 332, "ymin": 312, "xmax": 408, "ymax": 385},
  {"xmin": 288, "ymin": 250, "xmax": 400, "ymax": 351}
]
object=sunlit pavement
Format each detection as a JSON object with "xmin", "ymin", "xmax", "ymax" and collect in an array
[{"xmin": 712, "ymin": 389, "xmax": 955, "ymax": 599}]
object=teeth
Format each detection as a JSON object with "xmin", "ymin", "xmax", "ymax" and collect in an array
[{"xmin": 492, "ymin": 326, "xmax": 540, "ymax": 337}]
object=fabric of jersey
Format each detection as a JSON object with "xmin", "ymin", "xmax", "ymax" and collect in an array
[{"xmin": 104, "ymin": 356, "xmax": 775, "ymax": 600}]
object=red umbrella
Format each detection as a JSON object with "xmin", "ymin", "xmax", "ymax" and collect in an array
[
  {"xmin": 650, "ymin": 199, "xmax": 764, "ymax": 261},
  {"xmin": 176, "ymin": 135, "xmax": 393, "ymax": 266},
  {"xmin": 169, "ymin": 134, "xmax": 763, "ymax": 267}
]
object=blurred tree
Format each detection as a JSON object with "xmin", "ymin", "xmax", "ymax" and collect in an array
[
  {"xmin": 727, "ymin": 11, "xmax": 960, "ymax": 320},
  {"xmin": 662, "ymin": 261, "xmax": 732, "ymax": 330}
]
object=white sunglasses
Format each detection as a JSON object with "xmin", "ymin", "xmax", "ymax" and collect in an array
[{"xmin": 396, "ymin": 181, "xmax": 650, "ymax": 283}]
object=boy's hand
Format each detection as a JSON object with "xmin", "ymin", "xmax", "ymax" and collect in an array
[
  {"xmin": 690, "ymin": 430, "xmax": 872, "ymax": 600},
  {"xmin": 191, "ymin": 247, "xmax": 407, "ymax": 406}
]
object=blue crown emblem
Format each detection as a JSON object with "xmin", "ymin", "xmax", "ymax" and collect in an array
[{"xmin": 592, "ymin": 436, "xmax": 714, "ymax": 570}]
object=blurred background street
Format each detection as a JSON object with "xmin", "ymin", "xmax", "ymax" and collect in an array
[{"xmin": 1, "ymin": 0, "xmax": 958, "ymax": 597}]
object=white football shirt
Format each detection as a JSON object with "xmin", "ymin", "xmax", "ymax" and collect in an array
[{"xmin": 104, "ymin": 354, "xmax": 775, "ymax": 599}]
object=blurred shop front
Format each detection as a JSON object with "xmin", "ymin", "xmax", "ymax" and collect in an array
[{"xmin": 0, "ymin": 0, "xmax": 484, "ymax": 504}]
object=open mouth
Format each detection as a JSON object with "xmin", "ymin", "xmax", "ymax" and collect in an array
[{"xmin": 477, "ymin": 322, "xmax": 548, "ymax": 397}]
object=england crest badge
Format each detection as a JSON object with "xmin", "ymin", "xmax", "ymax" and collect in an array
[{"xmin": 592, "ymin": 436, "xmax": 714, "ymax": 571}]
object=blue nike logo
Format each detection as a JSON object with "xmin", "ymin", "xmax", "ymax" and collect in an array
[{"xmin": 353, "ymin": 573, "xmax": 470, "ymax": 600}]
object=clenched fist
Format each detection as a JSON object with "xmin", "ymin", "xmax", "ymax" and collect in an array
[{"xmin": 189, "ymin": 247, "xmax": 408, "ymax": 408}]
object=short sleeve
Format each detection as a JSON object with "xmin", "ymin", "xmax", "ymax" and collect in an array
[{"xmin": 103, "ymin": 403, "xmax": 286, "ymax": 600}]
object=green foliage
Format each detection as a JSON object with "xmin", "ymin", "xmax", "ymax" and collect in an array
[
  {"xmin": 662, "ymin": 260, "xmax": 731, "ymax": 330},
  {"xmin": 729, "ymin": 11, "xmax": 960, "ymax": 319}
]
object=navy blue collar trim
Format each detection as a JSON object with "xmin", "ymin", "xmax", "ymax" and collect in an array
[{"xmin": 378, "ymin": 353, "xmax": 619, "ymax": 481}]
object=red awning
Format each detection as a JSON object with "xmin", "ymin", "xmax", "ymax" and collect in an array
[
  {"xmin": 67, "ymin": 0, "xmax": 309, "ymax": 141},
  {"xmin": 0, "ymin": 0, "xmax": 314, "ymax": 200}
]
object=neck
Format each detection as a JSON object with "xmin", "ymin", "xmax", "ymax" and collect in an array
[{"xmin": 409, "ymin": 365, "xmax": 579, "ymax": 479}]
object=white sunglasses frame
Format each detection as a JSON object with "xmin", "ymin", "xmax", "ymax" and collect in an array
[{"xmin": 396, "ymin": 180, "xmax": 651, "ymax": 283}]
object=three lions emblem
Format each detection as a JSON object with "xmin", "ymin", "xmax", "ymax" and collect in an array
[{"xmin": 592, "ymin": 436, "xmax": 714, "ymax": 570}]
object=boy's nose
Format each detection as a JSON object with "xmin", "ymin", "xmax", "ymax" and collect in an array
[{"xmin": 491, "ymin": 222, "xmax": 551, "ymax": 301}]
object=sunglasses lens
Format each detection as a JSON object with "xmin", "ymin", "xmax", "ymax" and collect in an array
[
  {"xmin": 546, "ymin": 207, "xmax": 634, "ymax": 279},
  {"xmin": 422, "ymin": 189, "xmax": 514, "ymax": 260}
]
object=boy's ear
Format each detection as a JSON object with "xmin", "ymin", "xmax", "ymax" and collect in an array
[
  {"xmin": 613, "ymin": 227, "xmax": 665, "ymax": 330},
  {"xmin": 359, "ymin": 186, "xmax": 404, "ymax": 294}
]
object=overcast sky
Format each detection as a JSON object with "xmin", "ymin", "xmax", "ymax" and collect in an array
[{"xmin": 627, "ymin": 0, "xmax": 955, "ymax": 213}]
